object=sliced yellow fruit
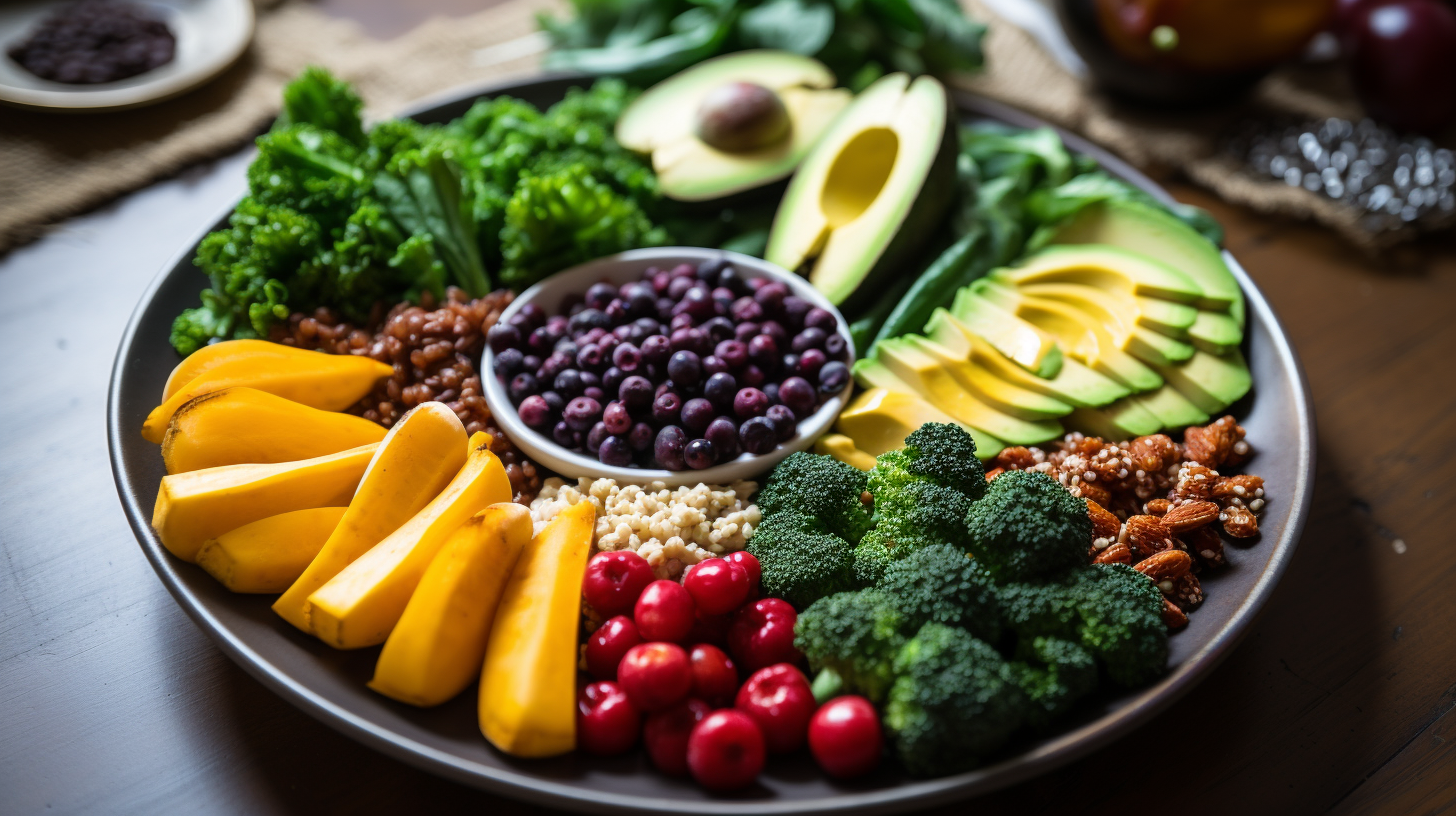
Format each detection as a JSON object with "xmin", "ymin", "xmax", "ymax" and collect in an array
[
  {"xmin": 196, "ymin": 507, "xmax": 347, "ymax": 593},
  {"xmin": 162, "ymin": 387, "xmax": 386, "ymax": 474}
]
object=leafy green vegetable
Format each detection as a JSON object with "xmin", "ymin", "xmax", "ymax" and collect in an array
[
  {"xmin": 275, "ymin": 65, "xmax": 366, "ymax": 147},
  {"xmin": 375, "ymin": 147, "xmax": 491, "ymax": 296}
]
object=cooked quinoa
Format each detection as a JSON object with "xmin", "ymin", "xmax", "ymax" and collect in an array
[{"xmin": 529, "ymin": 477, "xmax": 761, "ymax": 579}]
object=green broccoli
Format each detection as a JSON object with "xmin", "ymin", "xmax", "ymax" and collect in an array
[
  {"xmin": 859, "ymin": 479, "xmax": 974, "ymax": 558},
  {"xmin": 795, "ymin": 589, "xmax": 909, "ymax": 704},
  {"xmin": 745, "ymin": 511, "xmax": 856, "ymax": 609},
  {"xmin": 965, "ymin": 469, "xmax": 1091, "ymax": 582},
  {"xmin": 878, "ymin": 544, "xmax": 1001, "ymax": 643},
  {"xmin": 896, "ymin": 422, "xmax": 988, "ymax": 500},
  {"xmin": 757, "ymin": 452, "xmax": 874, "ymax": 544},
  {"xmin": 1007, "ymin": 636, "xmax": 1097, "ymax": 729},
  {"xmin": 884, "ymin": 623, "xmax": 1025, "ymax": 777},
  {"xmin": 851, "ymin": 538, "xmax": 895, "ymax": 586}
]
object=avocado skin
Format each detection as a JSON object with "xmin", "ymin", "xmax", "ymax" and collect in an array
[{"xmin": 835, "ymin": 108, "xmax": 960, "ymax": 318}]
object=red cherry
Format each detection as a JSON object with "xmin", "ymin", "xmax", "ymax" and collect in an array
[
  {"xmin": 576, "ymin": 681, "xmax": 641, "ymax": 756},
  {"xmin": 734, "ymin": 663, "xmax": 816, "ymax": 753},
  {"xmin": 585, "ymin": 615, "xmax": 640, "ymax": 681},
  {"xmin": 642, "ymin": 698, "xmax": 712, "ymax": 776},
  {"xmin": 617, "ymin": 642, "xmax": 692, "ymax": 712},
  {"xmin": 724, "ymin": 550, "xmax": 761, "ymax": 587},
  {"xmin": 634, "ymin": 579, "xmax": 696, "ymax": 643},
  {"xmin": 582, "ymin": 550, "xmax": 656, "ymax": 616},
  {"xmin": 808, "ymin": 695, "xmax": 883, "ymax": 779},
  {"xmin": 687, "ymin": 710, "xmax": 766, "ymax": 791},
  {"xmin": 683, "ymin": 558, "xmax": 751, "ymax": 615},
  {"xmin": 727, "ymin": 597, "xmax": 801, "ymax": 671},
  {"xmin": 688, "ymin": 643, "xmax": 739, "ymax": 707},
  {"xmin": 1347, "ymin": 0, "xmax": 1456, "ymax": 132}
]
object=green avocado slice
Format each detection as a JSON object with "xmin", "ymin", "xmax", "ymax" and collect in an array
[
  {"xmin": 1129, "ymin": 386, "xmax": 1211, "ymax": 429},
  {"xmin": 1152, "ymin": 348, "xmax": 1252, "ymax": 414},
  {"xmin": 997, "ymin": 244, "xmax": 1204, "ymax": 305},
  {"xmin": 850, "ymin": 360, "xmax": 1025, "ymax": 455},
  {"xmin": 1005, "ymin": 278, "xmax": 1196, "ymax": 367},
  {"xmin": 854, "ymin": 355, "xmax": 1063, "ymax": 446},
  {"xmin": 1067, "ymin": 399, "xmax": 1163, "ymax": 440},
  {"xmin": 902, "ymin": 335, "xmax": 1073, "ymax": 420}
]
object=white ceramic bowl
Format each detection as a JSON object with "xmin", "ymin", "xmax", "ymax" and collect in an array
[{"xmin": 481, "ymin": 247, "xmax": 855, "ymax": 487}]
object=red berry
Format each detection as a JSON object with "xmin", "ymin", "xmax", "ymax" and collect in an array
[
  {"xmin": 642, "ymin": 698, "xmax": 712, "ymax": 776},
  {"xmin": 686, "ymin": 609, "xmax": 733, "ymax": 647},
  {"xmin": 724, "ymin": 550, "xmax": 761, "ymax": 587},
  {"xmin": 727, "ymin": 597, "xmax": 801, "ymax": 671},
  {"xmin": 687, "ymin": 710, "xmax": 766, "ymax": 791},
  {"xmin": 617, "ymin": 642, "xmax": 692, "ymax": 712},
  {"xmin": 688, "ymin": 643, "xmax": 739, "ymax": 707},
  {"xmin": 582, "ymin": 550, "xmax": 656, "ymax": 616},
  {"xmin": 683, "ymin": 558, "xmax": 750, "ymax": 615},
  {"xmin": 585, "ymin": 615, "xmax": 640, "ymax": 680},
  {"xmin": 634, "ymin": 579, "xmax": 696, "ymax": 643},
  {"xmin": 576, "ymin": 681, "xmax": 641, "ymax": 756},
  {"xmin": 734, "ymin": 663, "xmax": 816, "ymax": 753},
  {"xmin": 808, "ymin": 696, "xmax": 883, "ymax": 779}
]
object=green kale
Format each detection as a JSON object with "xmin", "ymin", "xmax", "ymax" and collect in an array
[
  {"xmin": 275, "ymin": 66, "xmax": 366, "ymax": 147},
  {"xmin": 374, "ymin": 147, "xmax": 491, "ymax": 296},
  {"xmin": 965, "ymin": 469, "xmax": 1092, "ymax": 583}
]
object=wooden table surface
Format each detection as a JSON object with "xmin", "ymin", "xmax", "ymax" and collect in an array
[{"xmin": 2, "ymin": 4, "xmax": 1453, "ymax": 815}]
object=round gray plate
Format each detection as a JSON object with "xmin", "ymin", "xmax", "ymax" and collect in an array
[{"xmin": 107, "ymin": 74, "xmax": 1315, "ymax": 814}]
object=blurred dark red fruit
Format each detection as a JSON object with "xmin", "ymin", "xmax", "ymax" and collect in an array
[
  {"xmin": 686, "ymin": 609, "xmax": 733, "ymax": 647},
  {"xmin": 576, "ymin": 681, "xmax": 641, "ymax": 756},
  {"xmin": 581, "ymin": 550, "xmax": 655, "ymax": 616},
  {"xmin": 808, "ymin": 696, "xmax": 883, "ymax": 779},
  {"xmin": 634, "ymin": 579, "xmax": 696, "ymax": 643},
  {"xmin": 618, "ymin": 642, "xmax": 693, "ymax": 713},
  {"xmin": 687, "ymin": 710, "xmax": 766, "ymax": 791},
  {"xmin": 734, "ymin": 663, "xmax": 816, "ymax": 753},
  {"xmin": 724, "ymin": 550, "xmax": 761, "ymax": 588},
  {"xmin": 585, "ymin": 615, "xmax": 640, "ymax": 680},
  {"xmin": 683, "ymin": 558, "xmax": 751, "ymax": 615},
  {"xmin": 727, "ymin": 597, "xmax": 801, "ymax": 671},
  {"xmin": 643, "ymin": 698, "xmax": 712, "ymax": 776},
  {"xmin": 1347, "ymin": 0, "xmax": 1456, "ymax": 132},
  {"xmin": 688, "ymin": 643, "xmax": 740, "ymax": 706}
]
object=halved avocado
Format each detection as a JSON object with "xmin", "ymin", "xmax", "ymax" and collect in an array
[
  {"xmin": 836, "ymin": 387, "xmax": 1006, "ymax": 460},
  {"xmin": 853, "ymin": 356, "xmax": 1062, "ymax": 446},
  {"xmin": 1008, "ymin": 279, "xmax": 1196, "ymax": 367},
  {"xmin": 615, "ymin": 51, "xmax": 852, "ymax": 202},
  {"xmin": 765, "ymin": 73, "xmax": 956, "ymax": 313},
  {"xmin": 949, "ymin": 288, "xmax": 1063, "ymax": 378},
  {"xmin": 925, "ymin": 309, "xmax": 1131, "ymax": 408},
  {"xmin": 997, "ymin": 244, "xmax": 1204, "ymax": 304},
  {"xmin": 904, "ymin": 336, "xmax": 1073, "ymax": 420}
]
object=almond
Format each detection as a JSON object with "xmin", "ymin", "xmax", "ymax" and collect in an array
[
  {"xmin": 1087, "ymin": 499, "xmax": 1121, "ymax": 542},
  {"xmin": 1162, "ymin": 598, "xmax": 1189, "ymax": 629},
  {"xmin": 1144, "ymin": 498, "xmax": 1172, "ymax": 517},
  {"xmin": 1133, "ymin": 549, "xmax": 1193, "ymax": 582},
  {"xmin": 1221, "ymin": 504, "xmax": 1259, "ymax": 538},
  {"xmin": 1122, "ymin": 514, "xmax": 1173, "ymax": 559},
  {"xmin": 1182, "ymin": 525, "xmax": 1225, "ymax": 566},
  {"xmin": 1094, "ymin": 541, "xmax": 1132, "ymax": 565},
  {"xmin": 1161, "ymin": 500, "xmax": 1220, "ymax": 533}
]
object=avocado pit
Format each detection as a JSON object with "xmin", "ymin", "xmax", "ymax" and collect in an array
[{"xmin": 695, "ymin": 82, "xmax": 791, "ymax": 153}]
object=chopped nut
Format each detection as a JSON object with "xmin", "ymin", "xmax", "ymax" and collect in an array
[
  {"xmin": 1183, "ymin": 415, "xmax": 1244, "ymax": 469},
  {"xmin": 984, "ymin": 467, "xmax": 1005, "ymax": 481},
  {"xmin": 1172, "ymin": 573, "xmax": 1204, "ymax": 610},
  {"xmin": 1222, "ymin": 504, "xmax": 1259, "ymax": 538},
  {"xmin": 993, "ymin": 446, "xmax": 1038, "ymax": 471},
  {"xmin": 1129, "ymin": 434, "xmax": 1178, "ymax": 473},
  {"xmin": 1181, "ymin": 525, "xmax": 1226, "ymax": 567}
]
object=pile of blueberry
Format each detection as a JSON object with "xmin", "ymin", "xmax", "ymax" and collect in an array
[{"xmin": 487, "ymin": 258, "xmax": 852, "ymax": 470}]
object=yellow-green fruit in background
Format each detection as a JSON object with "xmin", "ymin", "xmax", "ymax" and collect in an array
[
  {"xmin": 814, "ymin": 433, "xmax": 876, "ymax": 471},
  {"xmin": 369, "ymin": 503, "xmax": 531, "ymax": 707},
  {"xmin": 162, "ymin": 387, "xmax": 387, "ymax": 474},
  {"xmin": 273, "ymin": 402, "xmax": 467, "ymax": 633},
  {"xmin": 307, "ymin": 432, "xmax": 511, "ymax": 649},
  {"xmin": 151, "ymin": 443, "xmax": 378, "ymax": 562},
  {"xmin": 196, "ymin": 507, "xmax": 348, "ymax": 593},
  {"xmin": 479, "ymin": 500, "xmax": 595, "ymax": 758}
]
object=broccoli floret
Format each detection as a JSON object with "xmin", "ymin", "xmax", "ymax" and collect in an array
[
  {"xmin": 878, "ymin": 544, "xmax": 1001, "ymax": 643},
  {"xmin": 746, "ymin": 511, "xmax": 855, "ymax": 609},
  {"xmin": 795, "ymin": 589, "xmax": 909, "ymax": 703},
  {"xmin": 898, "ymin": 422, "xmax": 988, "ymax": 499},
  {"xmin": 851, "ymin": 538, "xmax": 895, "ymax": 586},
  {"xmin": 965, "ymin": 470, "xmax": 1091, "ymax": 582},
  {"xmin": 861, "ymin": 478, "xmax": 974, "ymax": 557},
  {"xmin": 757, "ymin": 452, "xmax": 874, "ymax": 544},
  {"xmin": 1008, "ymin": 636, "xmax": 1098, "ymax": 729},
  {"xmin": 884, "ymin": 623, "xmax": 1025, "ymax": 777}
]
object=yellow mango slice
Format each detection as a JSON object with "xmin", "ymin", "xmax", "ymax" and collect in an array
[
  {"xmin": 273, "ymin": 402, "xmax": 466, "ymax": 633},
  {"xmin": 306, "ymin": 432, "xmax": 511, "ymax": 649},
  {"xmin": 369, "ymin": 503, "xmax": 532, "ymax": 707},
  {"xmin": 143, "ymin": 348, "xmax": 391, "ymax": 443},
  {"xmin": 162, "ymin": 387, "xmax": 387, "ymax": 474},
  {"xmin": 195, "ymin": 507, "xmax": 348, "ymax": 593},
  {"xmin": 162, "ymin": 339, "xmax": 315, "ymax": 401},
  {"xmin": 151, "ymin": 443, "xmax": 377, "ymax": 562},
  {"xmin": 479, "ymin": 500, "xmax": 595, "ymax": 758}
]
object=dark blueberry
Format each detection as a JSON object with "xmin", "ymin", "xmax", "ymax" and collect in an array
[
  {"xmin": 582, "ymin": 327, "xmax": 609, "ymax": 345},
  {"xmin": 669, "ymin": 326, "xmax": 697, "ymax": 353},
  {"xmin": 791, "ymin": 327, "xmax": 827, "ymax": 353},
  {"xmin": 796, "ymin": 348, "xmax": 826, "ymax": 380},
  {"xmin": 748, "ymin": 334, "xmax": 778, "ymax": 369},
  {"xmin": 517, "ymin": 302, "xmax": 546, "ymax": 329},
  {"xmin": 542, "ymin": 390, "xmax": 566, "ymax": 419},
  {"xmin": 704, "ymin": 372, "xmax": 738, "ymax": 407},
  {"xmin": 703, "ymin": 355, "xmax": 728, "ymax": 376},
  {"xmin": 641, "ymin": 265, "xmax": 660, "ymax": 282},
  {"xmin": 656, "ymin": 297, "xmax": 676, "ymax": 319},
  {"xmin": 667, "ymin": 350, "xmax": 703, "ymax": 387},
  {"xmin": 715, "ymin": 339, "xmax": 748, "ymax": 369},
  {"xmin": 823, "ymin": 333, "xmax": 849, "ymax": 360},
  {"xmin": 554, "ymin": 337, "xmax": 579, "ymax": 359},
  {"xmin": 517, "ymin": 395, "xmax": 552, "ymax": 429},
  {"xmin": 603, "ymin": 400, "xmax": 632, "ymax": 434},
  {"xmin": 684, "ymin": 438, "xmax": 717, "ymax": 470},
  {"xmin": 622, "ymin": 282, "xmax": 658, "ymax": 317},
  {"xmin": 602, "ymin": 366, "xmax": 626, "ymax": 395},
  {"xmin": 628, "ymin": 422, "xmax": 655, "ymax": 451},
  {"xmin": 651, "ymin": 270, "xmax": 672, "ymax": 293},
  {"xmin": 705, "ymin": 417, "xmax": 740, "ymax": 459},
  {"xmin": 564, "ymin": 397, "xmax": 603, "ymax": 432},
  {"xmin": 576, "ymin": 344, "xmax": 607, "ymax": 371},
  {"xmin": 739, "ymin": 417, "xmax": 777, "ymax": 455},
  {"xmin": 680, "ymin": 286, "xmax": 716, "ymax": 320},
  {"xmin": 619, "ymin": 375, "xmax": 654, "ymax": 411},
  {"xmin": 716, "ymin": 266, "xmax": 744, "ymax": 293},
  {"xmin": 554, "ymin": 368, "xmax": 585, "ymax": 399},
  {"xmin": 567, "ymin": 302, "xmax": 586, "ymax": 318},
  {"xmin": 598, "ymin": 435, "xmax": 633, "ymax": 467},
  {"xmin": 741, "ymin": 364, "xmax": 766, "ymax": 388},
  {"xmin": 538, "ymin": 352, "xmax": 570, "ymax": 381},
  {"xmin": 612, "ymin": 342, "xmax": 642, "ymax": 372},
  {"xmin": 493, "ymin": 347, "xmax": 524, "ymax": 379},
  {"xmin": 762, "ymin": 382, "xmax": 780, "ymax": 406},
  {"xmin": 583, "ymin": 386, "xmax": 605, "ymax": 403},
  {"xmin": 731, "ymin": 296, "xmax": 764, "ymax": 323},
  {"xmin": 760, "ymin": 320, "xmax": 788, "ymax": 349},
  {"xmin": 681, "ymin": 398, "xmax": 716, "ymax": 433},
  {"xmin": 633, "ymin": 316, "xmax": 662, "ymax": 336},
  {"xmin": 508, "ymin": 312, "xmax": 535, "ymax": 335},
  {"xmin": 670, "ymin": 263, "xmax": 697, "ymax": 280},
  {"xmin": 779, "ymin": 376, "xmax": 816, "ymax": 416},
  {"xmin": 641, "ymin": 334, "xmax": 672, "ymax": 365},
  {"xmin": 508, "ymin": 372, "xmax": 540, "ymax": 405},
  {"xmin": 766, "ymin": 404, "xmax": 797, "ymax": 442},
  {"xmin": 652, "ymin": 392, "xmax": 683, "ymax": 426},
  {"xmin": 586, "ymin": 422, "xmax": 610, "ymax": 454},
  {"xmin": 753, "ymin": 281, "xmax": 789, "ymax": 313},
  {"xmin": 818, "ymin": 360, "xmax": 851, "ymax": 395},
  {"xmin": 605, "ymin": 299, "xmax": 629, "ymax": 324},
  {"xmin": 711, "ymin": 287, "xmax": 737, "ymax": 307},
  {"xmin": 746, "ymin": 277, "xmax": 767, "ymax": 291},
  {"xmin": 552, "ymin": 420, "xmax": 577, "ymax": 448},
  {"xmin": 596, "ymin": 333, "xmax": 619, "ymax": 355},
  {"xmin": 527, "ymin": 327, "xmax": 555, "ymax": 355},
  {"xmin": 585, "ymin": 281, "xmax": 618, "ymax": 311},
  {"xmin": 522, "ymin": 354, "xmax": 542, "ymax": 374},
  {"xmin": 655, "ymin": 381, "xmax": 676, "ymax": 401},
  {"xmin": 667, "ymin": 276, "xmax": 694, "ymax": 301},
  {"xmin": 654, "ymin": 425, "xmax": 688, "ymax": 471},
  {"xmin": 613, "ymin": 323, "xmax": 635, "ymax": 342},
  {"xmin": 782, "ymin": 296, "xmax": 811, "ymax": 328},
  {"xmin": 569, "ymin": 308, "xmax": 611, "ymax": 336},
  {"xmin": 545, "ymin": 315, "xmax": 570, "ymax": 339},
  {"xmin": 702, "ymin": 316, "xmax": 736, "ymax": 344},
  {"xmin": 668, "ymin": 314, "xmax": 695, "ymax": 335},
  {"xmin": 781, "ymin": 354, "xmax": 799, "ymax": 375},
  {"xmin": 580, "ymin": 370, "xmax": 601, "ymax": 390},
  {"xmin": 804, "ymin": 307, "xmax": 837, "ymax": 334},
  {"xmin": 734, "ymin": 387, "xmax": 769, "ymax": 419},
  {"xmin": 696, "ymin": 258, "xmax": 728, "ymax": 281},
  {"xmin": 734, "ymin": 322, "xmax": 760, "ymax": 343},
  {"xmin": 487, "ymin": 323, "xmax": 520, "ymax": 353}
]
